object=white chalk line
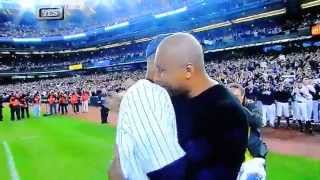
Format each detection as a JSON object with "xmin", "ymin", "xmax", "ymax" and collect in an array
[{"xmin": 2, "ymin": 141, "xmax": 20, "ymax": 180}]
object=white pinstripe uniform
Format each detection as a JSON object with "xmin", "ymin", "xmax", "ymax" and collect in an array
[
  {"xmin": 306, "ymin": 84, "xmax": 315, "ymax": 120},
  {"xmin": 116, "ymin": 79, "xmax": 185, "ymax": 180},
  {"xmin": 293, "ymin": 86, "xmax": 310, "ymax": 122}
]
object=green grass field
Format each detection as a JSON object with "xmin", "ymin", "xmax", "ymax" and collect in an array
[{"xmin": 0, "ymin": 107, "xmax": 319, "ymax": 180}]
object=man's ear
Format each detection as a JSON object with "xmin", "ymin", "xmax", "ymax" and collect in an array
[{"xmin": 185, "ymin": 63, "xmax": 194, "ymax": 79}]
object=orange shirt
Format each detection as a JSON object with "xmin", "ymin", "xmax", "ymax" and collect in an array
[
  {"xmin": 71, "ymin": 95, "xmax": 78, "ymax": 104},
  {"xmin": 10, "ymin": 97, "xmax": 19, "ymax": 107},
  {"xmin": 59, "ymin": 96, "xmax": 66, "ymax": 104},
  {"xmin": 82, "ymin": 93, "xmax": 89, "ymax": 101},
  {"xmin": 13, "ymin": 99, "xmax": 20, "ymax": 106}
]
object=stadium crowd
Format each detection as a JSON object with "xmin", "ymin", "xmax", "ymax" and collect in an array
[
  {"xmin": 0, "ymin": 0, "xmax": 193, "ymax": 38},
  {"xmin": 0, "ymin": 44, "xmax": 146, "ymax": 72},
  {"xmin": 1, "ymin": 47, "xmax": 320, "ymax": 132},
  {"xmin": 1, "ymin": 9, "xmax": 320, "ymax": 73}
]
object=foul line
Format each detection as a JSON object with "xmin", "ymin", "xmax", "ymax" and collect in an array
[{"xmin": 2, "ymin": 141, "xmax": 20, "ymax": 180}]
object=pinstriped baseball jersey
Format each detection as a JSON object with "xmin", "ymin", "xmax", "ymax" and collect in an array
[{"xmin": 116, "ymin": 79, "xmax": 185, "ymax": 180}]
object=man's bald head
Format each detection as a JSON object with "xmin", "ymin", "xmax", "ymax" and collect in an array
[
  {"xmin": 154, "ymin": 33, "xmax": 209, "ymax": 96},
  {"xmin": 156, "ymin": 33, "xmax": 205, "ymax": 73}
]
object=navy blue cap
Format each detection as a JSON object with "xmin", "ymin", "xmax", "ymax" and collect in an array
[{"xmin": 145, "ymin": 34, "xmax": 171, "ymax": 61}]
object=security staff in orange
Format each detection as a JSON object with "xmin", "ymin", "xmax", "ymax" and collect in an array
[{"xmin": 9, "ymin": 93, "xmax": 21, "ymax": 121}]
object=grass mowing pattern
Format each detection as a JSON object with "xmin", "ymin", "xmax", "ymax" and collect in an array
[
  {"xmin": 0, "ymin": 107, "xmax": 115, "ymax": 180},
  {"xmin": 0, "ymin": 140, "xmax": 11, "ymax": 180},
  {"xmin": 267, "ymin": 152, "xmax": 320, "ymax": 180},
  {"xmin": 0, "ymin": 107, "xmax": 320, "ymax": 180}
]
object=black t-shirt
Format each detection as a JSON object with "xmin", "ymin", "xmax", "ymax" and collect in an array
[
  {"xmin": 171, "ymin": 95, "xmax": 193, "ymax": 149},
  {"xmin": 259, "ymin": 90, "xmax": 275, "ymax": 105},
  {"xmin": 245, "ymin": 87, "xmax": 258, "ymax": 101},
  {"xmin": 163, "ymin": 85, "xmax": 248, "ymax": 180}
]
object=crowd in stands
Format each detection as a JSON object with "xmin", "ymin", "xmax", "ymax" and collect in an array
[
  {"xmin": 0, "ymin": 43, "xmax": 146, "ymax": 72},
  {"xmin": 196, "ymin": 21, "xmax": 284, "ymax": 47},
  {"xmin": 206, "ymin": 50, "xmax": 320, "ymax": 86},
  {"xmin": 1, "ymin": 47, "xmax": 320, "ymax": 92},
  {"xmin": 298, "ymin": 11, "xmax": 320, "ymax": 29},
  {"xmin": 197, "ymin": 9, "xmax": 320, "ymax": 48},
  {"xmin": 0, "ymin": 22, "xmax": 85, "ymax": 38},
  {"xmin": 2, "ymin": 9, "xmax": 319, "ymax": 73},
  {"xmin": 0, "ymin": 1, "xmax": 318, "ymax": 40},
  {"xmin": 0, "ymin": 0, "xmax": 192, "ymax": 38},
  {"xmin": 1, "ymin": 46, "xmax": 320, "ymax": 131}
]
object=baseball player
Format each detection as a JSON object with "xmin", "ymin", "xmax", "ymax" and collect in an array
[
  {"xmin": 274, "ymin": 84, "xmax": 291, "ymax": 128},
  {"xmin": 259, "ymin": 84, "xmax": 276, "ymax": 127},
  {"xmin": 292, "ymin": 82, "xmax": 311, "ymax": 133},
  {"xmin": 312, "ymin": 83, "xmax": 320, "ymax": 122},
  {"xmin": 304, "ymin": 79, "xmax": 314, "ymax": 122},
  {"xmin": 245, "ymin": 82, "xmax": 259, "ymax": 104}
]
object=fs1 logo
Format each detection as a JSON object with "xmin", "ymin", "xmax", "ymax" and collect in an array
[{"xmin": 37, "ymin": 7, "xmax": 64, "ymax": 20}]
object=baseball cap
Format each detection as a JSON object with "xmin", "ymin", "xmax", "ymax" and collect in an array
[{"xmin": 145, "ymin": 34, "xmax": 171, "ymax": 61}]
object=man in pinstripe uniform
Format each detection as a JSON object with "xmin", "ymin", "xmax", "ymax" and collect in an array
[{"xmin": 109, "ymin": 35, "xmax": 187, "ymax": 180}]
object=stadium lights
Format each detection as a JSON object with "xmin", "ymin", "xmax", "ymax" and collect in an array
[
  {"xmin": 13, "ymin": 38, "xmax": 42, "ymax": 43},
  {"xmin": 15, "ymin": 52, "xmax": 30, "ymax": 55},
  {"xmin": 134, "ymin": 37, "xmax": 152, "ymax": 43},
  {"xmin": 0, "ymin": 52, "xmax": 10, "ymax": 54},
  {"xmin": 78, "ymin": 47, "xmax": 97, "ymax": 52},
  {"xmin": 301, "ymin": 0, "xmax": 320, "ymax": 9},
  {"xmin": 102, "ymin": 41, "xmax": 132, "ymax": 49},
  {"xmin": 232, "ymin": 8, "xmax": 286, "ymax": 24},
  {"xmin": 105, "ymin": 22, "xmax": 129, "ymax": 31},
  {"xmin": 154, "ymin": 6, "xmax": 188, "ymax": 19},
  {"xmin": 63, "ymin": 33, "xmax": 86, "ymax": 40},
  {"xmin": 192, "ymin": 21, "xmax": 232, "ymax": 33}
]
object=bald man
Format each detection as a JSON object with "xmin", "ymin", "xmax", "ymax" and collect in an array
[
  {"xmin": 151, "ymin": 33, "xmax": 248, "ymax": 180},
  {"xmin": 109, "ymin": 35, "xmax": 186, "ymax": 180}
]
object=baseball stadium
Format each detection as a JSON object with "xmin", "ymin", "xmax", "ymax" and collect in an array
[{"xmin": 0, "ymin": 0, "xmax": 320, "ymax": 180}]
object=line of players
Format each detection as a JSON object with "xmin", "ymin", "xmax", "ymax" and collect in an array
[
  {"xmin": 246, "ymin": 78, "xmax": 320, "ymax": 134},
  {"xmin": 6, "ymin": 90, "xmax": 90, "ymax": 121}
]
